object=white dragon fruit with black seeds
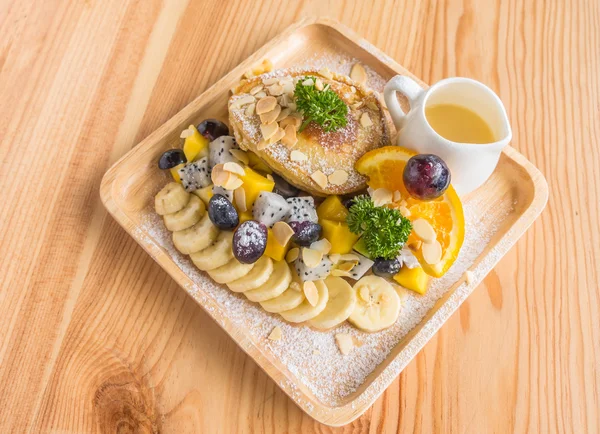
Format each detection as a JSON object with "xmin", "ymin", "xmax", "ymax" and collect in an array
[
  {"xmin": 252, "ymin": 192, "xmax": 290, "ymax": 227},
  {"xmin": 178, "ymin": 157, "xmax": 211, "ymax": 192},
  {"xmin": 209, "ymin": 136, "xmax": 239, "ymax": 168},
  {"xmin": 285, "ymin": 197, "xmax": 318, "ymax": 224},
  {"xmin": 212, "ymin": 185, "xmax": 233, "ymax": 202},
  {"xmin": 347, "ymin": 253, "xmax": 374, "ymax": 280},
  {"xmin": 294, "ymin": 254, "xmax": 332, "ymax": 282}
]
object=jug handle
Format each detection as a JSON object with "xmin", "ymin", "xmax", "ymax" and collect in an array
[{"xmin": 384, "ymin": 75, "xmax": 424, "ymax": 131}]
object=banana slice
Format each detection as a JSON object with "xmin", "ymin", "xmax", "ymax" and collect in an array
[
  {"xmin": 155, "ymin": 182, "xmax": 190, "ymax": 215},
  {"xmin": 280, "ymin": 280, "xmax": 329, "ymax": 323},
  {"xmin": 244, "ymin": 260, "xmax": 292, "ymax": 302},
  {"xmin": 163, "ymin": 195, "xmax": 205, "ymax": 231},
  {"xmin": 172, "ymin": 212, "xmax": 219, "ymax": 254},
  {"xmin": 309, "ymin": 277, "xmax": 356, "ymax": 330},
  {"xmin": 348, "ymin": 275, "xmax": 400, "ymax": 332},
  {"xmin": 208, "ymin": 257, "xmax": 254, "ymax": 284},
  {"xmin": 227, "ymin": 256, "xmax": 273, "ymax": 293},
  {"xmin": 260, "ymin": 286, "xmax": 305, "ymax": 313},
  {"xmin": 190, "ymin": 231, "xmax": 233, "ymax": 271}
]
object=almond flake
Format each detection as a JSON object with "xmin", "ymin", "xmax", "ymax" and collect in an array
[
  {"xmin": 350, "ymin": 86, "xmax": 357, "ymax": 93},
  {"xmin": 328, "ymin": 254, "xmax": 341, "ymax": 264},
  {"xmin": 290, "ymin": 150, "xmax": 307, "ymax": 162},
  {"xmin": 256, "ymin": 96, "xmax": 277, "ymax": 115},
  {"xmin": 289, "ymin": 281, "xmax": 301, "ymax": 292},
  {"xmin": 281, "ymin": 124, "xmax": 298, "ymax": 148},
  {"xmin": 259, "ymin": 104, "xmax": 282, "ymax": 125},
  {"xmin": 331, "ymin": 269, "xmax": 353, "ymax": 277},
  {"xmin": 287, "ymin": 102, "xmax": 297, "ymax": 111},
  {"xmin": 302, "ymin": 248, "xmax": 323, "ymax": 268},
  {"xmin": 229, "ymin": 149, "xmax": 250, "ymax": 165},
  {"xmin": 234, "ymin": 187, "xmax": 247, "ymax": 212},
  {"xmin": 422, "ymin": 239, "xmax": 442, "ymax": 265},
  {"xmin": 366, "ymin": 101, "xmax": 379, "ymax": 110},
  {"xmin": 268, "ymin": 127, "xmax": 285, "ymax": 144},
  {"xmin": 315, "ymin": 78, "xmax": 324, "ymax": 91},
  {"xmin": 257, "ymin": 139, "xmax": 270, "ymax": 150},
  {"xmin": 210, "ymin": 164, "xmax": 227, "ymax": 186},
  {"xmin": 180, "ymin": 127, "xmax": 193, "ymax": 139},
  {"xmin": 268, "ymin": 326, "xmax": 282, "ymax": 341},
  {"xmin": 282, "ymin": 81, "xmax": 295, "ymax": 95},
  {"xmin": 280, "ymin": 115, "xmax": 301, "ymax": 130},
  {"xmin": 245, "ymin": 103, "xmax": 256, "ymax": 116},
  {"xmin": 371, "ymin": 188, "xmax": 393, "ymax": 206},
  {"xmin": 351, "ymin": 102, "xmax": 363, "ymax": 110},
  {"xmin": 267, "ymin": 83, "xmax": 284, "ymax": 96},
  {"xmin": 360, "ymin": 112, "xmax": 373, "ymax": 128},
  {"xmin": 413, "ymin": 218, "xmax": 436, "ymax": 243},
  {"xmin": 310, "ymin": 170, "xmax": 328, "ymax": 189},
  {"xmin": 393, "ymin": 190, "xmax": 402, "ymax": 202},
  {"xmin": 223, "ymin": 161, "xmax": 246, "ymax": 176},
  {"xmin": 302, "ymin": 78, "xmax": 314, "ymax": 86},
  {"xmin": 310, "ymin": 238, "xmax": 331, "ymax": 255},
  {"xmin": 260, "ymin": 122, "xmax": 279, "ymax": 140},
  {"xmin": 407, "ymin": 240, "xmax": 422, "ymax": 251},
  {"xmin": 262, "ymin": 77, "xmax": 279, "ymax": 85},
  {"xmin": 272, "ymin": 221, "xmax": 294, "ymax": 246},
  {"xmin": 286, "ymin": 247, "xmax": 300, "ymax": 263},
  {"xmin": 350, "ymin": 63, "xmax": 367, "ymax": 84},
  {"xmin": 318, "ymin": 67, "xmax": 333, "ymax": 80},
  {"xmin": 303, "ymin": 281, "xmax": 319, "ymax": 306},
  {"xmin": 335, "ymin": 333, "xmax": 354, "ymax": 355},
  {"xmin": 249, "ymin": 85, "xmax": 264, "ymax": 95},
  {"xmin": 279, "ymin": 94, "xmax": 291, "ymax": 107},
  {"xmin": 232, "ymin": 95, "xmax": 255, "ymax": 109},
  {"xmin": 398, "ymin": 205, "xmax": 411, "ymax": 217},
  {"xmin": 465, "ymin": 270, "xmax": 474, "ymax": 285},
  {"xmin": 276, "ymin": 107, "xmax": 291, "ymax": 122},
  {"xmin": 266, "ymin": 174, "xmax": 274, "ymax": 182},
  {"xmin": 223, "ymin": 175, "xmax": 243, "ymax": 191},
  {"xmin": 337, "ymin": 261, "xmax": 355, "ymax": 272},
  {"xmin": 328, "ymin": 170, "xmax": 349, "ymax": 186},
  {"xmin": 255, "ymin": 91, "xmax": 267, "ymax": 99}
]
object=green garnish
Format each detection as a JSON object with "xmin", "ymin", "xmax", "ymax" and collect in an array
[
  {"xmin": 346, "ymin": 195, "xmax": 412, "ymax": 260},
  {"xmin": 294, "ymin": 76, "xmax": 348, "ymax": 132}
]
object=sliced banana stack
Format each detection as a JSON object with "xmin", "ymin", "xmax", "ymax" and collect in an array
[
  {"xmin": 309, "ymin": 277, "xmax": 356, "ymax": 330},
  {"xmin": 155, "ymin": 182, "xmax": 190, "ymax": 215},
  {"xmin": 163, "ymin": 195, "xmax": 205, "ymax": 231},
  {"xmin": 260, "ymin": 270, "xmax": 305, "ymax": 313},
  {"xmin": 280, "ymin": 280, "xmax": 329, "ymax": 323},
  {"xmin": 244, "ymin": 260, "xmax": 292, "ymax": 302},
  {"xmin": 190, "ymin": 231, "xmax": 234, "ymax": 271},
  {"xmin": 208, "ymin": 258, "xmax": 255, "ymax": 284},
  {"xmin": 172, "ymin": 212, "xmax": 219, "ymax": 255},
  {"xmin": 227, "ymin": 256, "xmax": 273, "ymax": 293},
  {"xmin": 348, "ymin": 276, "xmax": 401, "ymax": 332}
]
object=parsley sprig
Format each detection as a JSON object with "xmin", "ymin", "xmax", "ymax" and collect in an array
[
  {"xmin": 346, "ymin": 195, "xmax": 412, "ymax": 260},
  {"xmin": 294, "ymin": 77, "xmax": 348, "ymax": 132}
]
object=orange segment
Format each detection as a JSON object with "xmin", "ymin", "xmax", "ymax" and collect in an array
[{"xmin": 355, "ymin": 146, "xmax": 465, "ymax": 278}]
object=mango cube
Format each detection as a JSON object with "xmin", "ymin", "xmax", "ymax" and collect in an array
[
  {"xmin": 264, "ymin": 228, "xmax": 290, "ymax": 261},
  {"xmin": 317, "ymin": 195, "xmax": 348, "ymax": 222},
  {"xmin": 170, "ymin": 164, "xmax": 184, "ymax": 183},
  {"xmin": 320, "ymin": 219, "xmax": 359, "ymax": 254},
  {"xmin": 393, "ymin": 266, "xmax": 430, "ymax": 295},
  {"xmin": 193, "ymin": 185, "xmax": 213, "ymax": 206},
  {"xmin": 238, "ymin": 210, "xmax": 253, "ymax": 223},
  {"xmin": 247, "ymin": 151, "xmax": 273, "ymax": 174},
  {"xmin": 239, "ymin": 167, "xmax": 275, "ymax": 211},
  {"xmin": 183, "ymin": 125, "xmax": 209, "ymax": 162}
]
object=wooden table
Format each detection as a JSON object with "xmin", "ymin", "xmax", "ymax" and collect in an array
[{"xmin": 1, "ymin": 1, "xmax": 598, "ymax": 432}]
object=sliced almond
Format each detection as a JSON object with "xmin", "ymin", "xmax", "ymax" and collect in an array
[
  {"xmin": 302, "ymin": 78, "xmax": 314, "ymax": 86},
  {"xmin": 260, "ymin": 122, "xmax": 279, "ymax": 140},
  {"xmin": 267, "ymin": 83, "xmax": 284, "ymax": 96},
  {"xmin": 259, "ymin": 104, "xmax": 282, "ymax": 125},
  {"xmin": 280, "ymin": 115, "xmax": 302, "ymax": 130},
  {"xmin": 407, "ymin": 240, "xmax": 422, "ymax": 251},
  {"xmin": 272, "ymin": 221, "xmax": 294, "ymax": 246},
  {"xmin": 412, "ymin": 218, "xmax": 436, "ymax": 243},
  {"xmin": 350, "ymin": 63, "xmax": 367, "ymax": 84},
  {"xmin": 310, "ymin": 170, "xmax": 328, "ymax": 189},
  {"xmin": 318, "ymin": 67, "xmax": 333, "ymax": 80},
  {"xmin": 231, "ymin": 94, "xmax": 255, "ymax": 109},
  {"xmin": 290, "ymin": 150, "xmax": 307, "ymax": 162},
  {"xmin": 350, "ymin": 86, "xmax": 357, "ymax": 93},
  {"xmin": 257, "ymin": 139, "xmax": 270, "ymax": 151},
  {"xmin": 223, "ymin": 161, "xmax": 246, "ymax": 177},
  {"xmin": 276, "ymin": 107, "xmax": 291, "ymax": 122},
  {"xmin": 268, "ymin": 326, "xmax": 282, "ymax": 341},
  {"xmin": 289, "ymin": 281, "xmax": 301, "ymax": 292},
  {"xmin": 180, "ymin": 127, "xmax": 193, "ymax": 139},
  {"xmin": 230, "ymin": 149, "xmax": 250, "ymax": 165},
  {"xmin": 302, "ymin": 247, "xmax": 323, "ymax": 268},
  {"xmin": 337, "ymin": 261, "xmax": 355, "ymax": 272},
  {"xmin": 255, "ymin": 91, "xmax": 267, "ymax": 99},
  {"xmin": 282, "ymin": 81, "xmax": 295, "ymax": 95},
  {"xmin": 210, "ymin": 164, "xmax": 227, "ymax": 186},
  {"xmin": 279, "ymin": 94, "xmax": 291, "ymax": 107},
  {"xmin": 256, "ymin": 96, "xmax": 277, "ymax": 115},
  {"xmin": 422, "ymin": 239, "xmax": 442, "ymax": 265},
  {"xmin": 360, "ymin": 112, "xmax": 373, "ymax": 128},
  {"xmin": 266, "ymin": 174, "xmax": 274, "ymax": 182},
  {"xmin": 328, "ymin": 170, "xmax": 349, "ymax": 186},
  {"xmin": 286, "ymin": 247, "xmax": 300, "ymax": 263},
  {"xmin": 366, "ymin": 101, "xmax": 379, "ymax": 110},
  {"xmin": 234, "ymin": 187, "xmax": 247, "ymax": 212},
  {"xmin": 351, "ymin": 102, "xmax": 363, "ymax": 110},
  {"xmin": 245, "ymin": 103, "xmax": 256, "ymax": 116},
  {"xmin": 393, "ymin": 190, "xmax": 402, "ymax": 202},
  {"xmin": 465, "ymin": 270, "xmax": 474, "ymax": 285},
  {"xmin": 398, "ymin": 205, "xmax": 411, "ymax": 217},
  {"xmin": 287, "ymin": 102, "xmax": 297, "ymax": 111},
  {"xmin": 335, "ymin": 333, "xmax": 354, "ymax": 355},
  {"xmin": 310, "ymin": 238, "xmax": 331, "ymax": 255},
  {"xmin": 328, "ymin": 254, "xmax": 341, "ymax": 264},
  {"xmin": 281, "ymin": 124, "xmax": 298, "ymax": 148},
  {"xmin": 339, "ymin": 253, "xmax": 360, "ymax": 263},
  {"xmin": 250, "ymin": 85, "xmax": 264, "ymax": 95},
  {"xmin": 315, "ymin": 78, "xmax": 324, "ymax": 91},
  {"xmin": 223, "ymin": 175, "xmax": 243, "ymax": 191},
  {"xmin": 331, "ymin": 269, "xmax": 353, "ymax": 277},
  {"xmin": 268, "ymin": 127, "xmax": 285, "ymax": 144},
  {"xmin": 371, "ymin": 188, "xmax": 393, "ymax": 206},
  {"xmin": 262, "ymin": 77, "xmax": 279, "ymax": 85},
  {"xmin": 303, "ymin": 281, "xmax": 319, "ymax": 307}
]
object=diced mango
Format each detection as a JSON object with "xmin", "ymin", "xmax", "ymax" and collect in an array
[
  {"xmin": 321, "ymin": 219, "xmax": 359, "ymax": 254},
  {"xmin": 264, "ymin": 228, "xmax": 290, "ymax": 261},
  {"xmin": 393, "ymin": 266, "xmax": 430, "ymax": 295},
  {"xmin": 183, "ymin": 125, "xmax": 209, "ymax": 162},
  {"xmin": 247, "ymin": 151, "xmax": 273, "ymax": 174},
  {"xmin": 239, "ymin": 167, "xmax": 275, "ymax": 210},
  {"xmin": 170, "ymin": 164, "xmax": 184, "ymax": 183},
  {"xmin": 352, "ymin": 237, "xmax": 371, "ymax": 259},
  {"xmin": 239, "ymin": 210, "xmax": 253, "ymax": 223},
  {"xmin": 317, "ymin": 195, "xmax": 348, "ymax": 222},
  {"xmin": 194, "ymin": 185, "xmax": 213, "ymax": 206}
]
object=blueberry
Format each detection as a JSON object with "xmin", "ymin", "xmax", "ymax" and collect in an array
[
  {"xmin": 233, "ymin": 220, "xmax": 267, "ymax": 264},
  {"xmin": 158, "ymin": 149, "xmax": 187, "ymax": 170},
  {"xmin": 403, "ymin": 154, "xmax": 450, "ymax": 200},
  {"xmin": 272, "ymin": 173, "xmax": 300, "ymax": 198},
  {"xmin": 288, "ymin": 221, "xmax": 321, "ymax": 247},
  {"xmin": 208, "ymin": 194, "xmax": 239, "ymax": 230},
  {"xmin": 197, "ymin": 119, "xmax": 230, "ymax": 141},
  {"xmin": 372, "ymin": 257, "xmax": 402, "ymax": 277}
]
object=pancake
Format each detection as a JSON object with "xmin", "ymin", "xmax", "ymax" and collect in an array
[{"xmin": 228, "ymin": 68, "xmax": 390, "ymax": 196}]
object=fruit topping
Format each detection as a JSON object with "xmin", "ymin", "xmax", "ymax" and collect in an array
[
  {"xmin": 208, "ymin": 194, "xmax": 239, "ymax": 230},
  {"xmin": 372, "ymin": 257, "xmax": 402, "ymax": 277},
  {"xmin": 158, "ymin": 149, "xmax": 187, "ymax": 170},
  {"xmin": 197, "ymin": 119, "xmax": 230, "ymax": 142},
  {"xmin": 320, "ymin": 219, "xmax": 359, "ymax": 254},
  {"xmin": 349, "ymin": 276, "xmax": 401, "ymax": 332},
  {"xmin": 209, "ymin": 136, "xmax": 239, "ymax": 168},
  {"xmin": 294, "ymin": 251, "xmax": 332, "ymax": 282},
  {"xmin": 177, "ymin": 157, "xmax": 211, "ymax": 192},
  {"xmin": 317, "ymin": 195, "xmax": 348, "ymax": 222},
  {"xmin": 285, "ymin": 196, "xmax": 318, "ymax": 224},
  {"xmin": 239, "ymin": 167, "xmax": 275, "ymax": 211},
  {"xmin": 182, "ymin": 125, "xmax": 209, "ymax": 162},
  {"xmin": 272, "ymin": 173, "xmax": 300, "ymax": 198},
  {"xmin": 403, "ymin": 154, "xmax": 450, "ymax": 200},
  {"xmin": 233, "ymin": 220, "xmax": 268, "ymax": 264},
  {"xmin": 288, "ymin": 221, "xmax": 321, "ymax": 247},
  {"xmin": 264, "ymin": 227, "xmax": 291, "ymax": 262},
  {"xmin": 346, "ymin": 253, "xmax": 374, "ymax": 280},
  {"xmin": 154, "ymin": 182, "xmax": 190, "ymax": 216},
  {"xmin": 163, "ymin": 195, "xmax": 205, "ymax": 232},
  {"xmin": 252, "ymin": 191, "xmax": 291, "ymax": 227},
  {"xmin": 393, "ymin": 265, "xmax": 430, "ymax": 295}
]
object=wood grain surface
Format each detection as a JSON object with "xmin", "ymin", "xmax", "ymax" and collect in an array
[{"xmin": 0, "ymin": 0, "xmax": 598, "ymax": 433}]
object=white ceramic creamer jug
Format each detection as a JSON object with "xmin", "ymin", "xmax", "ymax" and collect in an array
[{"xmin": 383, "ymin": 75, "xmax": 512, "ymax": 195}]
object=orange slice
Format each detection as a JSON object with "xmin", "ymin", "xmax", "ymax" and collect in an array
[{"xmin": 355, "ymin": 146, "xmax": 465, "ymax": 278}]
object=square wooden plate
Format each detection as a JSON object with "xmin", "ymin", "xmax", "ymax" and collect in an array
[{"xmin": 100, "ymin": 17, "xmax": 548, "ymax": 426}]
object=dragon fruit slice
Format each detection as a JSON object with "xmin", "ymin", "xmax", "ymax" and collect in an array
[
  {"xmin": 209, "ymin": 136, "xmax": 239, "ymax": 168},
  {"xmin": 347, "ymin": 253, "xmax": 374, "ymax": 280},
  {"xmin": 178, "ymin": 157, "xmax": 211, "ymax": 192},
  {"xmin": 252, "ymin": 191, "xmax": 290, "ymax": 227},
  {"xmin": 294, "ymin": 254, "xmax": 332, "ymax": 282},
  {"xmin": 285, "ymin": 196, "xmax": 318, "ymax": 224},
  {"xmin": 212, "ymin": 185, "xmax": 233, "ymax": 202}
]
